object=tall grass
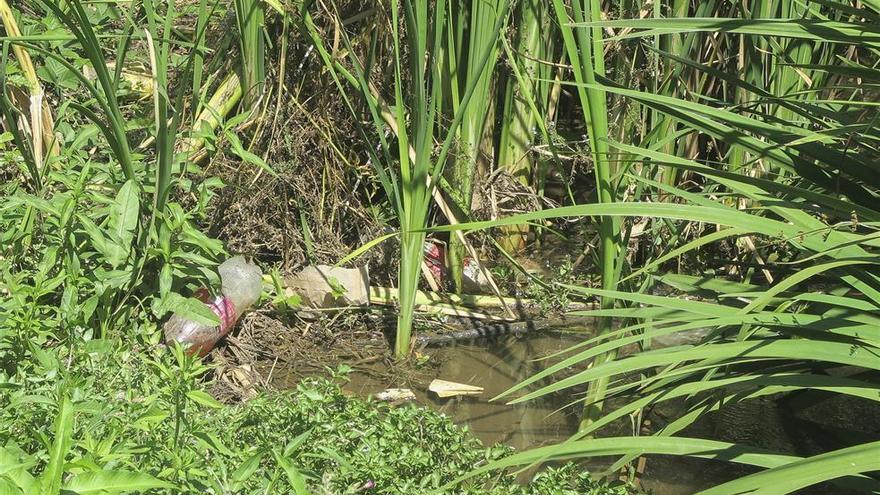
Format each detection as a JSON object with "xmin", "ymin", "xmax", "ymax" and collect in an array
[
  {"xmin": 234, "ymin": 0, "xmax": 266, "ymax": 110},
  {"xmin": 35, "ymin": 0, "xmax": 136, "ymax": 182},
  {"xmin": 550, "ymin": 0, "xmax": 621, "ymax": 427},
  {"xmin": 442, "ymin": 2, "xmax": 880, "ymax": 492},
  {"xmin": 303, "ymin": 0, "xmax": 509, "ymax": 356}
]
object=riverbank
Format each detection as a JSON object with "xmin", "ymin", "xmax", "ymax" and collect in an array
[{"xmin": 0, "ymin": 331, "xmax": 638, "ymax": 494}]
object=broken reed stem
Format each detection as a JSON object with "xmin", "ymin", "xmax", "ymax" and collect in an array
[
  {"xmin": 179, "ymin": 72, "xmax": 243, "ymax": 161},
  {"xmin": 0, "ymin": 0, "xmax": 60, "ymax": 173},
  {"xmin": 370, "ymin": 286, "xmax": 532, "ymax": 310}
]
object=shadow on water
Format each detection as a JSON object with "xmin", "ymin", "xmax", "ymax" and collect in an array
[{"xmin": 281, "ymin": 326, "xmax": 880, "ymax": 494}]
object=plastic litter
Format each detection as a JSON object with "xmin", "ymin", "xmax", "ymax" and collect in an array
[
  {"xmin": 423, "ymin": 242, "xmax": 446, "ymax": 285},
  {"xmin": 428, "ymin": 379, "xmax": 484, "ymax": 398},
  {"xmin": 284, "ymin": 264, "xmax": 370, "ymax": 308},
  {"xmin": 163, "ymin": 256, "xmax": 262, "ymax": 356}
]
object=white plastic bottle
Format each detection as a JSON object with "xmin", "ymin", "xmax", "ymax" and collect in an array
[{"xmin": 163, "ymin": 256, "xmax": 263, "ymax": 356}]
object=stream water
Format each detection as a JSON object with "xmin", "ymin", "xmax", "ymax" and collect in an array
[{"xmin": 280, "ymin": 328, "xmax": 880, "ymax": 494}]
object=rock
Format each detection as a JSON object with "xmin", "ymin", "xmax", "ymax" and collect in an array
[{"xmin": 374, "ymin": 388, "xmax": 417, "ymax": 402}]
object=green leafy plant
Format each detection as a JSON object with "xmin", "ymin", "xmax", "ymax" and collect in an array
[
  {"xmin": 301, "ymin": 0, "xmax": 510, "ymax": 357},
  {"xmin": 0, "ymin": 392, "xmax": 171, "ymax": 495},
  {"xmin": 445, "ymin": 3, "xmax": 880, "ymax": 493}
]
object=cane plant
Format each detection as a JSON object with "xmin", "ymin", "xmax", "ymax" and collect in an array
[
  {"xmin": 550, "ymin": 0, "xmax": 621, "ymax": 427},
  {"xmin": 495, "ymin": 0, "xmax": 557, "ymax": 253},
  {"xmin": 443, "ymin": 0, "xmax": 506, "ymax": 293},
  {"xmin": 233, "ymin": 0, "xmax": 266, "ymax": 110},
  {"xmin": 448, "ymin": 4, "xmax": 880, "ymax": 493},
  {"xmin": 301, "ymin": 0, "xmax": 510, "ymax": 356}
]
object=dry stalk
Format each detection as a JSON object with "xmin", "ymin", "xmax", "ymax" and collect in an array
[{"xmin": 0, "ymin": 0, "xmax": 60, "ymax": 171}]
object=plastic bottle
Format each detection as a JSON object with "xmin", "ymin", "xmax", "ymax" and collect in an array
[{"xmin": 163, "ymin": 256, "xmax": 263, "ymax": 357}]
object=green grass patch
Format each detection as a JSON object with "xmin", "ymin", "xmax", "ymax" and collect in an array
[{"xmin": 0, "ymin": 337, "xmax": 637, "ymax": 494}]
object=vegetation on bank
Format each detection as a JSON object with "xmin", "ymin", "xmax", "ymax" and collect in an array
[
  {"xmin": 0, "ymin": 3, "xmax": 635, "ymax": 492},
  {"xmin": 2, "ymin": 0, "xmax": 880, "ymax": 493},
  {"xmin": 0, "ymin": 128, "xmax": 630, "ymax": 491},
  {"xmin": 0, "ymin": 336, "xmax": 631, "ymax": 494}
]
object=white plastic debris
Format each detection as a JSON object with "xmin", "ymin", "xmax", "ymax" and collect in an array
[
  {"xmin": 284, "ymin": 265, "xmax": 370, "ymax": 308},
  {"xmin": 428, "ymin": 379, "xmax": 484, "ymax": 398}
]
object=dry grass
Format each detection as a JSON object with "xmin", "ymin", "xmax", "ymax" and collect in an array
[{"xmin": 204, "ymin": 34, "xmax": 392, "ymax": 277}]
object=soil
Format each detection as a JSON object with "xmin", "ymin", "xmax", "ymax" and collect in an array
[{"xmin": 210, "ymin": 307, "xmax": 454, "ymax": 402}]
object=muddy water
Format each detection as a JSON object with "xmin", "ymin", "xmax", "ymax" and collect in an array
[
  {"xmin": 280, "ymin": 328, "xmax": 880, "ymax": 494},
  {"xmin": 346, "ymin": 331, "xmax": 586, "ymax": 451},
  {"xmin": 336, "ymin": 329, "xmax": 738, "ymax": 493}
]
